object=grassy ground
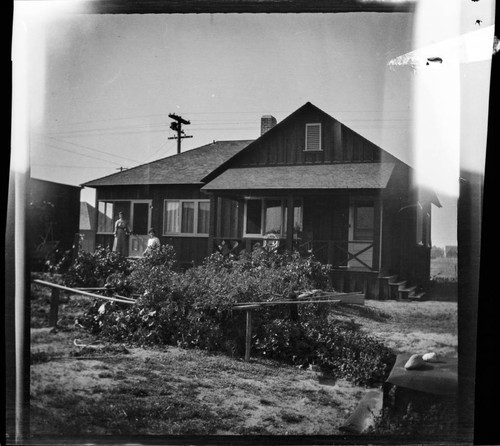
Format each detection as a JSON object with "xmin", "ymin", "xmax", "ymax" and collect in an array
[
  {"xmin": 30, "ymin": 276, "xmax": 457, "ymax": 437},
  {"xmin": 430, "ymin": 256, "xmax": 458, "ymax": 281}
]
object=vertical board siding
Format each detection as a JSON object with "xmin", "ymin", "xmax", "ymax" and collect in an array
[
  {"xmin": 344, "ymin": 129, "xmax": 353, "ymax": 161},
  {"xmin": 219, "ymin": 197, "xmax": 240, "ymax": 238},
  {"xmin": 323, "ymin": 122, "xmax": 333, "ymax": 163},
  {"xmin": 353, "ymin": 136, "xmax": 363, "ymax": 161},
  {"xmin": 333, "ymin": 121, "xmax": 343, "ymax": 161},
  {"xmin": 363, "ymin": 142, "xmax": 374, "ymax": 161},
  {"xmin": 96, "ymin": 184, "xmax": 212, "ymax": 265}
]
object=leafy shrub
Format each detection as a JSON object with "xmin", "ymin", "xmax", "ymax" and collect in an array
[
  {"xmin": 44, "ymin": 248, "xmax": 74, "ymax": 274},
  {"xmin": 253, "ymin": 315, "xmax": 394, "ymax": 386},
  {"xmin": 63, "ymin": 245, "xmax": 131, "ymax": 287},
  {"xmin": 81, "ymin": 246, "xmax": 393, "ymax": 385}
]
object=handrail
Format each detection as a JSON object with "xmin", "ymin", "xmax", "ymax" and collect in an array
[{"xmin": 212, "ymin": 237, "xmax": 376, "ymax": 270}]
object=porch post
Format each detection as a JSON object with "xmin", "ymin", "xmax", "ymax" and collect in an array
[
  {"xmin": 207, "ymin": 193, "xmax": 218, "ymax": 256},
  {"xmin": 286, "ymin": 193, "xmax": 294, "ymax": 251},
  {"xmin": 372, "ymin": 196, "xmax": 382, "ymax": 272}
]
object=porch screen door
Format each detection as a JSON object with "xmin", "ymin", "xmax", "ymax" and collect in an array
[
  {"xmin": 348, "ymin": 201, "xmax": 374, "ymax": 269},
  {"xmin": 129, "ymin": 202, "xmax": 151, "ymax": 257}
]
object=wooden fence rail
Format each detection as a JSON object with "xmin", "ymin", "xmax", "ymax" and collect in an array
[
  {"xmin": 33, "ymin": 279, "xmax": 135, "ymax": 327},
  {"xmin": 232, "ymin": 291, "xmax": 364, "ymax": 361}
]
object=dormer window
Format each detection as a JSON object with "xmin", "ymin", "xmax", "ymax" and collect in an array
[{"xmin": 305, "ymin": 123, "xmax": 322, "ymax": 151}]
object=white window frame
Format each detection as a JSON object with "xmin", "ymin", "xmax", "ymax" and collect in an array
[
  {"xmin": 163, "ymin": 199, "xmax": 210, "ymax": 237},
  {"xmin": 243, "ymin": 198, "xmax": 303, "ymax": 238},
  {"xmin": 304, "ymin": 123, "xmax": 322, "ymax": 151},
  {"xmin": 96, "ymin": 199, "xmax": 131, "ymax": 235}
]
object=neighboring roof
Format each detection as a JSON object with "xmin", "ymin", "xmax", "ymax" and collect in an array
[
  {"xmin": 82, "ymin": 140, "xmax": 253, "ymax": 187},
  {"xmin": 202, "ymin": 163, "xmax": 396, "ymax": 191},
  {"xmin": 31, "ymin": 177, "xmax": 82, "ymax": 190},
  {"xmin": 80, "ymin": 202, "xmax": 96, "ymax": 230}
]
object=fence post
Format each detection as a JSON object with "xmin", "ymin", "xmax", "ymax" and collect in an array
[
  {"xmin": 289, "ymin": 291, "xmax": 298, "ymax": 321},
  {"xmin": 49, "ymin": 288, "xmax": 60, "ymax": 327},
  {"xmin": 245, "ymin": 309, "xmax": 252, "ymax": 361},
  {"xmin": 72, "ymin": 233, "xmax": 81, "ymax": 261}
]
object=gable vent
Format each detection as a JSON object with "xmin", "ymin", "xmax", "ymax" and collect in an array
[{"xmin": 305, "ymin": 123, "xmax": 321, "ymax": 151}]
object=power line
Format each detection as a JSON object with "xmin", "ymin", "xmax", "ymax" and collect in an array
[
  {"xmin": 42, "ymin": 108, "xmax": 411, "ymax": 129},
  {"xmin": 41, "ymin": 143, "xmax": 125, "ymax": 166},
  {"xmin": 38, "ymin": 134, "xmax": 141, "ymax": 164},
  {"xmin": 33, "ymin": 164, "xmax": 112, "ymax": 169}
]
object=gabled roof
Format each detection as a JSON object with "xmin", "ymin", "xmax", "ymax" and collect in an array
[
  {"xmin": 202, "ymin": 163, "xmax": 396, "ymax": 191},
  {"xmin": 201, "ymin": 101, "xmax": 404, "ymax": 184},
  {"xmin": 82, "ymin": 140, "xmax": 253, "ymax": 187}
]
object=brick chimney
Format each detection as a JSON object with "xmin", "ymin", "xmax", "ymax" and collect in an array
[{"xmin": 261, "ymin": 115, "xmax": 277, "ymax": 135}]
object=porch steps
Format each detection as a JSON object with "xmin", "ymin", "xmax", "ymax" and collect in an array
[
  {"xmin": 398, "ymin": 286, "xmax": 417, "ymax": 300},
  {"xmin": 408, "ymin": 291, "xmax": 427, "ymax": 301},
  {"xmin": 388, "ymin": 281, "xmax": 407, "ymax": 300},
  {"xmin": 378, "ymin": 275, "xmax": 398, "ymax": 300},
  {"xmin": 377, "ymin": 274, "xmax": 426, "ymax": 301}
]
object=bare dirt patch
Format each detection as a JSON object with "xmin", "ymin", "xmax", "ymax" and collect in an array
[
  {"xmin": 31, "ymin": 329, "xmax": 372, "ymax": 436},
  {"xmin": 331, "ymin": 300, "xmax": 457, "ymax": 356},
  {"xmin": 30, "ymin": 285, "xmax": 457, "ymax": 437}
]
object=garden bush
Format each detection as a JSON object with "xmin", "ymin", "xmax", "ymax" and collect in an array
[
  {"xmin": 80, "ymin": 246, "xmax": 394, "ymax": 386},
  {"xmin": 63, "ymin": 245, "xmax": 131, "ymax": 287},
  {"xmin": 253, "ymin": 315, "xmax": 394, "ymax": 386}
]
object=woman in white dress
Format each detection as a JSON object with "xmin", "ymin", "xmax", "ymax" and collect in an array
[
  {"xmin": 143, "ymin": 228, "xmax": 161, "ymax": 255},
  {"xmin": 112, "ymin": 211, "xmax": 131, "ymax": 256}
]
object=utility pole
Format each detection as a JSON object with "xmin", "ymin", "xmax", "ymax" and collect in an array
[{"xmin": 168, "ymin": 113, "xmax": 193, "ymax": 154}]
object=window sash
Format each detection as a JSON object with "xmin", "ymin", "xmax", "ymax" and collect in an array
[
  {"xmin": 165, "ymin": 201, "xmax": 180, "ymax": 234},
  {"xmin": 163, "ymin": 199, "xmax": 210, "ymax": 235},
  {"xmin": 244, "ymin": 198, "xmax": 303, "ymax": 237},
  {"xmin": 264, "ymin": 199, "xmax": 282, "ymax": 236},
  {"xmin": 197, "ymin": 201, "xmax": 210, "ymax": 234},
  {"xmin": 353, "ymin": 203, "xmax": 374, "ymax": 241},
  {"xmin": 181, "ymin": 202, "xmax": 195, "ymax": 233},
  {"xmin": 245, "ymin": 199, "xmax": 263, "ymax": 235},
  {"xmin": 283, "ymin": 199, "xmax": 303, "ymax": 237}
]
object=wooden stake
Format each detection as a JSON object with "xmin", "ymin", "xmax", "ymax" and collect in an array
[
  {"xmin": 49, "ymin": 288, "xmax": 60, "ymax": 327},
  {"xmin": 245, "ymin": 309, "xmax": 252, "ymax": 362}
]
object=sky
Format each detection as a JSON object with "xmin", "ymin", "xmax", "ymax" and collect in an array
[{"xmin": 13, "ymin": 0, "xmax": 495, "ymax": 248}]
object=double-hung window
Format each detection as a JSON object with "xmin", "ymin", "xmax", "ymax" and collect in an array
[
  {"xmin": 163, "ymin": 199, "xmax": 210, "ymax": 236},
  {"xmin": 244, "ymin": 198, "xmax": 303, "ymax": 237}
]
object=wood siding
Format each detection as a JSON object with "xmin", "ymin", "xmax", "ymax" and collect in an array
[
  {"xmin": 28, "ymin": 179, "xmax": 81, "ymax": 254},
  {"xmin": 236, "ymin": 108, "xmax": 382, "ymax": 167},
  {"xmin": 95, "ymin": 184, "xmax": 210, "ymax": 265}
]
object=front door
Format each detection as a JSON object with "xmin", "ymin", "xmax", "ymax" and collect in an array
[
  {"xmin": 348, "ymin": 199, "xmax": 374, "ymax": 269},
  {"xmin": 129, "ymin": 201, "xmax": 151, "ymax": 257}
]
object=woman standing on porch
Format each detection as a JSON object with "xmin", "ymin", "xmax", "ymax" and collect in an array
[{"xmin": 113, "ymin": 211, "xmax": 131, "ymax": 256}]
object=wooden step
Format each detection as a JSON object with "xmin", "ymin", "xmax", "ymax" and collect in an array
[
  {"xmin": 399, "ymin": 286, "xmax": 417, "ymax": 300},
  {"xmin": 378, "ymin": 275, "xmax": 398, "ymax": 300},
  {"xmin": 379, "ymin": 275, "xmax": 398, "ymax": 284},
  {"xmin": 409, "ymin": 292, "xmax": 426, "ymax": 301},
  {"xmin": 388, "ymin": 281, "xmax": 407, "ymax": 300}
]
